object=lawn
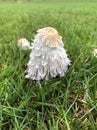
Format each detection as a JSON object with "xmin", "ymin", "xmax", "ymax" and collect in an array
[{"xmin": 0, "ymin": 0, "xmax": 97, "ymax": 129}]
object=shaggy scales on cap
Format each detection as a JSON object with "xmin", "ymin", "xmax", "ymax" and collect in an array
[{"xmin": 25, "ymin": 27, "xmax": 72, "ymax": 81}]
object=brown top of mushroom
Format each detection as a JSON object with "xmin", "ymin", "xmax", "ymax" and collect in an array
[{"xmin": 37, "ymin": 27, "xmax": 63, "ymax": 48}]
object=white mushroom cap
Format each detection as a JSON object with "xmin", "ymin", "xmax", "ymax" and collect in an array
[
  {"xmin": 25, "ymin": 27, "xmax": 72, "ymax": 81},
  {"xmin": 17, "ymin": 38, "xmax": 30, "ymax": 50}
]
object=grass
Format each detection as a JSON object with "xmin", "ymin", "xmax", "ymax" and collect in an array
[{"xmin": 0, "ymin": 0, "xmax": 97, "ymax": 129}]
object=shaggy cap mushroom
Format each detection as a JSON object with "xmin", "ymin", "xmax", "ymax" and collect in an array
[
  {"xmin": 25, "ymin": 27, "xmax": 72, "ymax": 81},
  {"xmin": 17, "ymin": 38, "xmax": 30, "ymax": 50}
]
